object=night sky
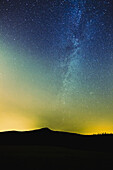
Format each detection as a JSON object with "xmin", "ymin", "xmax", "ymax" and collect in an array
[{"xmin": 0, "ymin": 0, "xmax": 113, "ymax": 134}]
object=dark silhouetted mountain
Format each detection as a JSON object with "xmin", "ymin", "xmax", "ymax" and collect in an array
[{"xmin": 0, "ymin": 128, "xmax": 113, "ymax": 152}]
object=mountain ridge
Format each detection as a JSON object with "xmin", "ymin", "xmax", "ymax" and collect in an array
[
  {"xmin": 0, "ymin": 127, "xmax": 113, "ymax": 170},
  {"xmin": 1, "ymin": 127, "xmax": 112, "ymax": 136},
  {"xmin": 0, "ymin": 127, "xmax": 113, "ymax": 153}
]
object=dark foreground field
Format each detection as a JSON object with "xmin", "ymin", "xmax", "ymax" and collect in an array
[
  {"xmin": 0, "ymin": 128, "xmax": 113, "ymax": 170},
  {"xmin": 0, "ymin": 145, "xmax": 113, "ymax": 170}
]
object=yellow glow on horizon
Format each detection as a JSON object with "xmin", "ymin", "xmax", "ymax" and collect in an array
[
  {"xmin": 0, "ymin": 112, "xmax": 37, "ymax": 132},
  {"xmin": 83, "ymin": 120, "xmax": 113, "ymax": 135}
]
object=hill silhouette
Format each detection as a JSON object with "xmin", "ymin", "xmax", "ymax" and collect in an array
[
  {"xmin": 0, "ymin": 127, "xmax": 113, "ymax": 152},
  {"xmin": 0, "ymin": 128, "xmax": 113, "ymax": 170}
]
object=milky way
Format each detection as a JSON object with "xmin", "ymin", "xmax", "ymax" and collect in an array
[
  {"xmin": 59, "ymin": 0, "xmax": 112, "ymax": 104},
  {"xmin": 0, "ymin": 0, "xmax": 113, "ymax": 134}
]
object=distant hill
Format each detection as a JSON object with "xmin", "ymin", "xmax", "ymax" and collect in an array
[{"xmin": 0, "ymin": 127, "xmax": 113, "ymax": 152}]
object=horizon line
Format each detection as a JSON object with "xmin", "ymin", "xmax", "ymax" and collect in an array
[{"xmin": 0, "ymin": 127, "xmax": 113, "ymax": 136}]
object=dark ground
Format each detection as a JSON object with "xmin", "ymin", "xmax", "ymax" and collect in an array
[
  {"xmin": 0, "ymin": 128, "xmax": 113, "ymax": 170},
  {"xmin": 0, "ymin": 145, "xmax": 113, "ymax": 170}
]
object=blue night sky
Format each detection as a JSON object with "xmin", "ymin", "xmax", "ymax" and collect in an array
[{"xmin": 0, "ymin": 0, "xmax": 113, "ymax": 134}]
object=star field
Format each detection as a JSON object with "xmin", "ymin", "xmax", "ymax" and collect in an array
[{"xmin": 0, "ymin": 0, "xmax": 113, "ymax": 134}]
